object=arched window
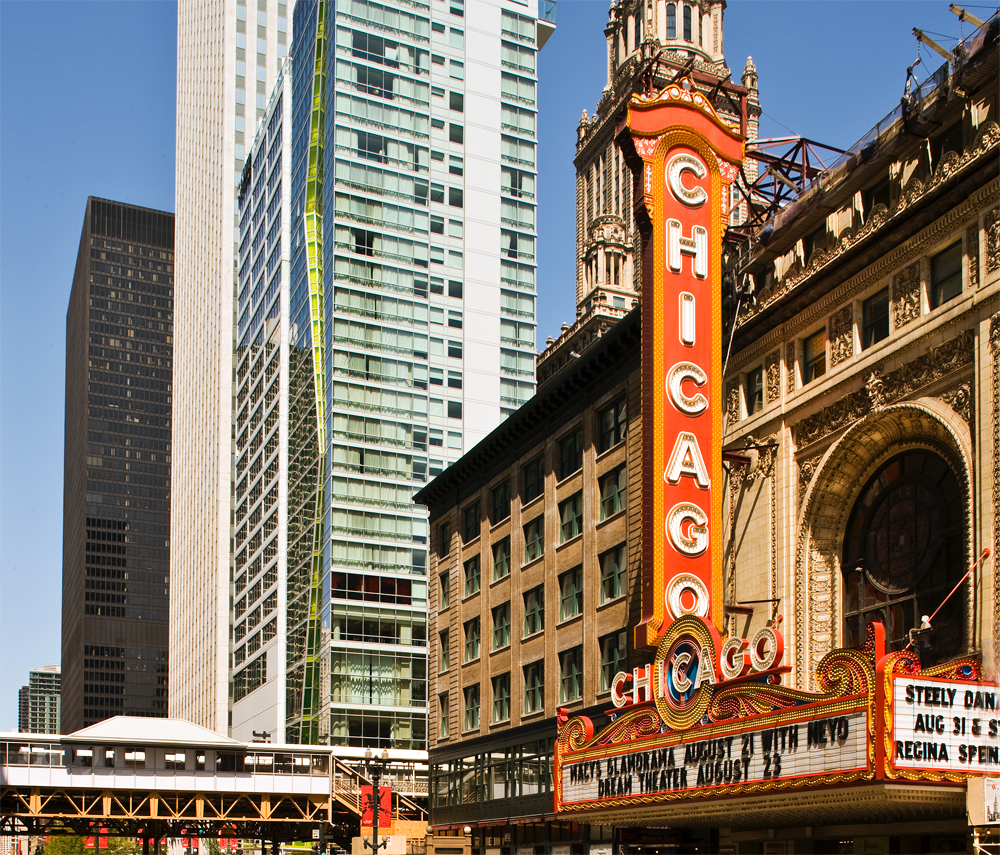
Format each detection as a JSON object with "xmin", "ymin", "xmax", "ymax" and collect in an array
[
  {"xmin": 683, "ymin": 5, "xmax": 692, "ymax": 41},
  {"xmin": 666, "ymin": 3, "xmax": 676, "ymax": 39},
  {"xmin": 841, "ymin": 449, "xmax": 965, "ymax": 665}
]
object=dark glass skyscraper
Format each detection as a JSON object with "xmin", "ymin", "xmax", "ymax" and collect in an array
[{"xmin": 61, "ymin": 198, "xmax": 174, "ymax": 733}]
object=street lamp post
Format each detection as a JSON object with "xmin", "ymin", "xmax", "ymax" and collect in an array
[{"xmin": 362, "ymin": 748, "xmax": 390, "ymax": 853}]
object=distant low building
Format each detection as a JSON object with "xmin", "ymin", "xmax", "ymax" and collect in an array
[{"xmin": 18, "ymin": 665, "xmax": 61, "ymax": 735}]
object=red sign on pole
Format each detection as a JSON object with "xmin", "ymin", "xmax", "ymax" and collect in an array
[{"xmin": 359, "ymin": 785, "xmax": 391, "ymax": 828}]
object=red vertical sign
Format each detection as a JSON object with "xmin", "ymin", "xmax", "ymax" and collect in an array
[
  {"xmin": 359, "ymin": 785, "xmax": 392, "ymax": 828},
  {"xmin": 627, "ymin": 82, "xmax": 743, "ymax": 648}
]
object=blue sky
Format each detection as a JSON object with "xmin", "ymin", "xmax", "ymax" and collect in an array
[{"xmin": 0, "ymin": 0, "xmax": 978, "ymax": 731}]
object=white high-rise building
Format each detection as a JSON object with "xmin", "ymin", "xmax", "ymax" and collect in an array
[
  {"xmin": 171, "ymin": 0, "xmax": 290, "ymax": 734},
  {"xmin": 175, "ymin": 0, "xmax": 555, "ymax": 745}
]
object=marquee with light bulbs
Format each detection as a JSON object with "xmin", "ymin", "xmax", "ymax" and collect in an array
[{"xmin": 553, "ymin": 84, "xmax": 997, "ymax": 819}]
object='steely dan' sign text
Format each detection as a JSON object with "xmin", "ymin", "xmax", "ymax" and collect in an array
[{"xmin": 892, "ymin": 677, "xmax": 1000, "ymax": 772}]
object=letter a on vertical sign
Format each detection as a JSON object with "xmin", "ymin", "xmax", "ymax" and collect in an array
[{"xmin": 626, "ymin": 82, "xmax": 743, "ymax": 648}]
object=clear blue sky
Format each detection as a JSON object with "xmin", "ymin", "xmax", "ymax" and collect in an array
[{"xmin": 0, "ymin": 0, "xmax": 977, "ymax": 731}]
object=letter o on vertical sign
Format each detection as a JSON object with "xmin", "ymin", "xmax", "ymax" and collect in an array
[
  {"xmin": 665, "ymin": 501, "xmax": 708, "ymax": 556},
  {"xmin": 665, "ymin": 572, "xmax": 710, "ymax": 621}
]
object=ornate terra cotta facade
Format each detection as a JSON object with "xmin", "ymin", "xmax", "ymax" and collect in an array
[{"xmin": 421, "ymin": 8, "xmax": 1000, "ymax": 855}]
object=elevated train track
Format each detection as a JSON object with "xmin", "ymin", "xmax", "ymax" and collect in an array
[{"xmin": 0, "ymin": 718, "xmax": 427, "ymax": 849}]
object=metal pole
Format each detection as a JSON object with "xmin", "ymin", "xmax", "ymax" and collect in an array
[{"xmin": 371, "ymin": 761, "xmax": 379, "ymax": 852}]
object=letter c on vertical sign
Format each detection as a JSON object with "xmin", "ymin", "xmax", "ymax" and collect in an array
[
  {"xmin": 666, "ymin": 152, "xmax": 708, "ymax": 208},
  {"xmin": 666, "ymin": 361, "xmax": 708, "ymax": 415}
]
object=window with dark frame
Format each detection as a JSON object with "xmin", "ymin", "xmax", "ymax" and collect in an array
[
  {"xmin": 439, "ymin": 693, "xmax": 449, "ymax": 737},
  {"xmin": 560, "ymin": 646, "xmax": 583, "ymax": 702},
  {"xmin": 559, "ymin": 492, "xmax": 583, "ymax": 542},
  {"xmin": 600, "ymin": 630, "xmax": 627, "ymax": 692},
  {"xmin": 492, "ymin": 673, "xmax": 511, "ymax": 722},
  {"xmin": 598, "ymin": 397, "xmax": 627, "ymax": 452},
  {"xmin": 559, "ymin": 566, "xmax": 582, "ymax": 621},
  {"xmin": 600, "ymin": 543, "xmax": 626, "ymax": 604},
  {"xmin": 439, "ymin": 572, "xmax": 450, "ymax": 610},
  {"xmin": 803, "ymin": 329, "xmax": 826, "ymax": 384},
  {"xmin": 439, "ymin": 521, "xmax": 451, "ymax": 556},
  {"xmin": 930, "ymin": 241, "xmax": 962, "ymax": 309},
  {"xmin": 558, "ymin": 428, "xmax": 583, "ymax": 480},
  {"xmin": 523, "ymin": 584, "xmax": 544, "ymax": 636},
  {"xmin": 491, "ymin": 480, "xmax": 510, "ymax": 524},
  {"xmin": 524, "ymin": 661, "xmax": 544, "ymax": 714},
  {"xmin": 931, "ymin": 123, "xmax": 963, "ymax": 170},
  {"xmin": 439, "ymin": 631, "xmax": 449, "ymax": 671},
  {"xmin": 463, "ymin": 617, "xmax": 480, "ymax": 662},
  {"xmin": 861, "ymin": 175, "xmax": 891, "ymax": 222},
  {"xmin": 523, "ymin": 516, "xmax": 544, "ymax": 562},
  {"xmin": 862, "ymin": 288, "xmax": 890, "ymax": 350},
  {"xmin": 599, "ymin": 466, "xmax": 626, "ymax": 520},
  {"xmin": 463, "ymin": 555, "xmax": 480, "ymax": 596},
  {"xmin": 522, "ymin": 455, "xmax": 544, "ymax": 502},
  {"xmin": 492, "ymin": 601, "xmax": 511, "ymax": 650},
  {"xmin": 462, "ymin": 501, "xmax": 480, "ymax": 542},
  {"xmin": 746, "ymin": 366, "xmax": 764, "ymax": 415},
  {"xmin": 464, "ymin": 684, "xmax": 479, "ymax": 730},
  {"xmin": 493, "ymin": 536, "xmax": 511, "ymax": 580}
]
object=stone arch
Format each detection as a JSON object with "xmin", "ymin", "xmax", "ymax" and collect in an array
[{"xmin": 793, "ymin": 398, "xmax": 974, "ymax": 689}]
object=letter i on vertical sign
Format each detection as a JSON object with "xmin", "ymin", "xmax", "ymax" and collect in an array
[{"xmin": 628, "ymin": 83, "xmax": 744, "ymax": 649}]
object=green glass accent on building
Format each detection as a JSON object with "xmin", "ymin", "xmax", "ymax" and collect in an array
[
  {"xmin": 298, "ymin": 0, "xmax": 327, "ymax": 743},
  {"xmin": 305, "ymin": 0, "xmax": 327, "ymax": 454}
]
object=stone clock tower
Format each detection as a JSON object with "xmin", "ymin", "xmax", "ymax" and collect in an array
[{"xmin": 537, "ymin": 0, "xmax": 761, "ymax": 383}]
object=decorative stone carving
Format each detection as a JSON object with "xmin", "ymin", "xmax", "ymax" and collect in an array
[
  {"xmin": 734, "ymin": 121, "xmax": 999, "ymax": 327},
  {"xmin": 795, "ymin": 330, "xmax": 974, "ymax": 446},
  {"xmin": 798, "ymin": 454, "xmax": 823, "ymax": 506},
  {"xmin": 764, "ymin": 351, "xmax": 781, "ymax": 404},
  {"xmin": 725, "ymin": 379, "xmax": 740, "ymax": 429},
  {"xmin": 866, "ymin": 369, "xmax": 886, "ymax": 411},
  {"xmin": 829, "ymin": 305, "xmax": 854, "ymax": 367},
  {"xmin": 991, "ymin": 310, "xmax": 1000, "ymax": 350},
  {"xmin": 892, "ymin": 263, "xmax": 920, "ymax": 329},
  {"xmin": 967, "ymin": 223, "xmax": 980, "ymax": 289},
  {"xmin": 786, "ymin": 341, "xmax": 796, "ymax": 395},
  {"xmin": 808, "ymin": 548, "xmax": 835, "ymax": 679},
  {"xmin": 742, "ymin": 434, "xmax": 777, "ymax": 482},
  {"xmin": 941, "ymin": 381, "xmax": 972, "ymax": 424},
  {"xmin": 987, "ymin": 207, "xmax": 1000, "ymax": 274}
]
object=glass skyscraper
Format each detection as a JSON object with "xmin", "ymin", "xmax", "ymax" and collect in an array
[
  {"xmin": 62, "ymin": 199, "xmax": 174, "ymax": 733},
  {"xmin": 228, "ymin": 0, "xmax": 554, "ymax": 745}
]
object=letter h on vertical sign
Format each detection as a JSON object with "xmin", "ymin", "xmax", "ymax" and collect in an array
[{"xmin": 622, "ymin": 82, "xmax": 744, "ymax": 649}]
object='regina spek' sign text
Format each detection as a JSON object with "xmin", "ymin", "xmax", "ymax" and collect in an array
[{"xmin": 554, "ymin": 83, "xmax": 997, "ymax": 820}]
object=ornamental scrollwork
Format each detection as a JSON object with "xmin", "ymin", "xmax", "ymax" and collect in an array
[
  {"xmin": 892, "ymin": 263, "xmax": 920, "ymax": 329},
  {"xmin": 987, "ymin": 207, "xmax": 1000, "ymax": 274},
  {"xmin": 940, "ymin": 381, "xmax": 972, "ymax": 424},
  {"xmin": 829, "ymin": 305, "xmax": 854, "ymax": 366},
  {"xmin": 764, "ymin": 351, "xmax": 781, "ymax": 403},
  {"xmin": 795, "ymin": 331, "xmax": 973, "ymax": 446}
]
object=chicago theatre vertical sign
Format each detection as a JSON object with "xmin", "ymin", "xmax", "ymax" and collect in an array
[{"xmin": 628, "ymin": 82, "xmax": 743, "ymax": 650}]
